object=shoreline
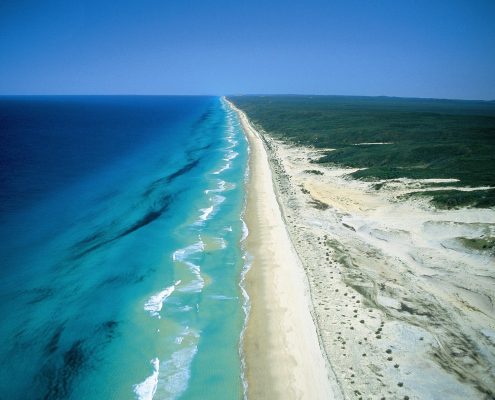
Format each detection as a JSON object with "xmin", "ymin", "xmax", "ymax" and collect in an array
[{"xmin": 227, "ymin": 99, "xmax": 341, "ymax": 399}]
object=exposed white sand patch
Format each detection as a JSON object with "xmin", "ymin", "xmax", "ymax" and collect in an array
[{"xmin": 259, "ymin": 133, "xmax": 495, "ymax": 399}]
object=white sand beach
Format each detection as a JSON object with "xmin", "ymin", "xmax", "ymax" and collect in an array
[{"xmin": 228, "ymin": 100, "xmax": 342, "ymax": 399}]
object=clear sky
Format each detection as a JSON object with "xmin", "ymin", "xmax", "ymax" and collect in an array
[{"xmin": 1, "ymin": 0, "xmax": 494, "ymax": 99}]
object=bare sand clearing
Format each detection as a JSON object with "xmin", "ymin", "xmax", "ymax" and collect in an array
[
  {"xmin": 229, "ymin": 98, "xmax": 495, "ymax": 399},
  {"xmin": 228, "ymin": 101, "xmax": 342, "ymax": 399},
  {"xmin": 262, "ymin": 136, "xmax": 495, "ymax": 399}
]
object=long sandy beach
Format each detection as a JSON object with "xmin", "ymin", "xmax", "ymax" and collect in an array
[{"xmin": 228, "ymin": 100, "xmax": 342, "ymax": 399}]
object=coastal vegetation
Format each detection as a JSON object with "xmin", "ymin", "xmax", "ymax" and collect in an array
[{"xmin": 229, "ymin": 95, "xmax": 495, "ymax": 208}]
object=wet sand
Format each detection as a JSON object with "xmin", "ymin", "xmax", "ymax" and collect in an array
[{"xmin": 228, "ymin": 100, "xmax": 342, "ymax": 399}]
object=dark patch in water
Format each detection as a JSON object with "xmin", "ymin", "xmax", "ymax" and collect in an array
[
  {"xmin": 26, "ymin": 287, "xmax": 54, "ymax": 304},
  {"xmin": 40, "ymin": 339, "xmax": 87, "ymax": 400},
  {"xmin": 38, "ymin": 320, "xmax": 125, "ymax": 398},
  {"xmin": 197, "ymin": 143, "xmax": 212, "ymax": 151},
  {"xmin": 94, "ymin": 188, "xmax": 120, "ymax": 203},
  {"xmin": 116, "ymin": 210, "xmax": 160, "ymax": 238},
  {"xmin": 75, "ymin": 231, "xmax": 106, "ymax": 247},
  {"xmin": 63, "ymin": 340, "xmax": 86, "ymax": 376},
  {"xmin": 142, "ymin": 179, "xmax": 164, "ymax": 198},
  {"xmin": 166, "ymin": 159, "xmax": 200, "ymax": 184},
  {"xmin": 70, "ymin": 194, "xmax": 173, "ymax": 260},
  {"xmin": 99, "ymin": 272, "xmax": 145, "ymax": 288},
  {"xmin": 186, "ymin": 143, "xmax": 212, "ymax": 158},
  {"xmin": 115, "ymin": 195, "xmax": 172, "ymax": 239},
  {"xmin": 71, "ymin": 238, "xmax": 109, "ymax": 260},
  {"xmin": 192, "ymin": 109, "xmax": 212, "ymax": 128},
  {"xmin": 101, "ymin": 320, "xmax": 118, "ymax": 340},
  {"xmin": 143, "ymin": 158, "xmax": 201, "ymax": 198},
  {"xmin": 99, "ymin": 274, "xmax": 133, "ymax": 287},
  {"xmin": 45, "ymin": 325, "xmax": 64, "ymax": 355}
]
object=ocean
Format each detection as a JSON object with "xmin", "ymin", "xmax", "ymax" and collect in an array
[{"xmin": 0, "ymin": 96, "xmax": 249, "ymax": 399}]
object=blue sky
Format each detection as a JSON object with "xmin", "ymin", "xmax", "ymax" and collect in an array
[{"xmin": 1, "ymin": 0, "xmax": 494, "ymax": 99}]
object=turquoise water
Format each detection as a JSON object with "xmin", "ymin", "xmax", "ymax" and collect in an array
[{"xmin": 0, "ymin": 96, "xmax": 248, "ymax": 399}]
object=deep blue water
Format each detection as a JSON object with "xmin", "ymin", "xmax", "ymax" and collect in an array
[{"xmin": 0, "ymin": 96, "xmax": 248, "ymax": 399}]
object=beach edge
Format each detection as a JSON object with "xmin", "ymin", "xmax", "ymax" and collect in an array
[{"xmin": 226, "ymin": 98, "xmax": 342, "ymax": 400}]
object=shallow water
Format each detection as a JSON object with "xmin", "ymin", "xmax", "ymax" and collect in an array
[{"xmin": 0, "ymin": 96, "xmax": 248, "ymax": 399}]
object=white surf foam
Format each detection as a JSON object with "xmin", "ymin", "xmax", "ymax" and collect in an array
[
  {"xmin": 176, "ymin": 263, "xmax": 204, "ymax": 293},
  {"xmin": 195, "ymin": 195, "xmax": 225, "ymax": 225},
  {"xmin": 209, "ymin": 294, "xmax": 237, "ymax": 300},
  {"xmin": 216, "ymin": 237, "xmax": 227, "ymax": 249},
  {"xmin": 233, "ymin": 114, "xmax": 252, "ymax": 399},
  {"xmin": 133, "ymin": 358, "xmax": 160, "ymax": 400},
  {"xmin": 241, "ymin": 219, "xmax": 249, "ymax": 241},
  {"xmin": 205, "ymin": 180, "xmax": 226, "ymax": 194},
  {"xmin": 199, "ymin": 205, "xmax": 214, "ymax": 221},
  {"xmin": 224, "ymin": 150, "xmax": 239, "ymax": 161},
  {"xmin": 212, "ymin": 161, "xmax": 231, "ymax": 175},
  {"xmin": 239, "ymin": 250, "xmax": 252, "ymax": 399},
  {"xmin": 144, "ymin": 281, "xmax": 181, "ymax": 318},
  {"xmin": 172, "ymin": 239, "xmax": 205, "ymax": 262},
  {"xmin": 173, "ymin": 238, "xmax": 205, "ymax": 293},
  {"xmin": 159, "ymin": 328, "xmax": 199, "ymax": 399},
  {"xmin": 205, "ymin": 179, "xmax": 236, "ymax": 194},
  {"xmin": 226, "ymin": 139, "xmax": 239, "ymax": 149}
]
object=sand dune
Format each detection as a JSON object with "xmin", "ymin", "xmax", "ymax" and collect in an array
[
  {"xmin": 230, "ymin": 98, "xmax": 495, "ymax": 399},
  {"xmin": 265, "ymin": 136, "xmax": 495, "ymax": 399}
]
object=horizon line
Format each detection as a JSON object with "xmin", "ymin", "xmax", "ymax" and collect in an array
[{"xmin": 0, "ymin": 93, "xmax": 493, "ymax": 102}]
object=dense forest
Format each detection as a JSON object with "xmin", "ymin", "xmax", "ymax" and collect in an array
[{"xmin": 230, "ymin": 95, "xmax": 495, "ymax": 208}]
